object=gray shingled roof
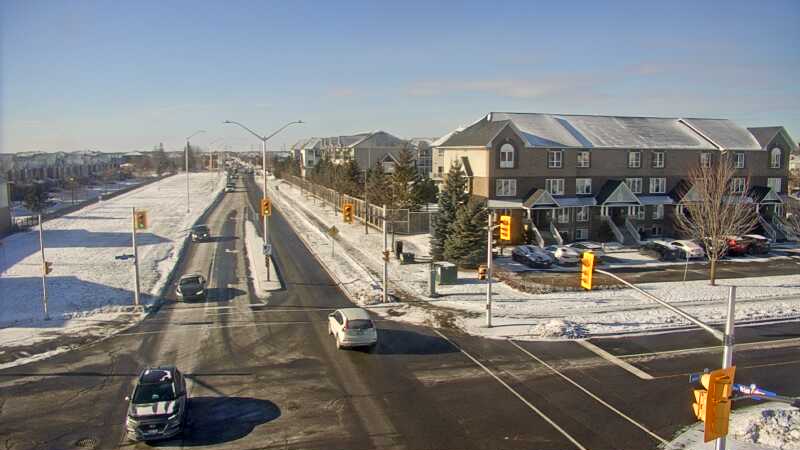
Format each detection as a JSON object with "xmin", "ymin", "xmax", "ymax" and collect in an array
[
  {"xmin": 747, "ymin": 127, "xmax": 783, "ymax": 148},
  {"xmin": 437, "ymin": 112, "xmax": 763, "ymax": 151}
]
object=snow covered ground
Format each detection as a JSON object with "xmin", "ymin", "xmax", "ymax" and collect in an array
[
  {"xmin": 667, "ymin": 402, "xmax": 799, "ymax": 450},
  {"xmin": 266, "ymin": 176, "xmax": 800, "ymax": 340},
  {"xmin": 11, "ymin": 178, "xmax": 147, "ymax": 219},
  {"xmin": 0, "ymin": 173, "xmax": 225, "ymax": 368}
]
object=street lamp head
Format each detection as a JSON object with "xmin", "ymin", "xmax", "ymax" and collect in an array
[{"xmin": 223, "ymin": 120, "xmax": 232, "ymax": 124}]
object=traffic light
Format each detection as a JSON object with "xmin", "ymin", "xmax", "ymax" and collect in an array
[
  {"xmin": 260, "ymin": 198, "xmax": 272, "ymax": 217},
  {"xmin": 134, "ymin": 210, "xmax": 148, "ymax": 230},
  {"xmin": 44, "ymin": 261, "xmax": 53, "ymax": 275},
  {"xmin": 580, "ymin": 251, "xmax": 595, "ymax": 290},
  {"xmin": 499, "ymin": 215, "xmax": 512, "ymax": 241},
  {"xmin": 693, "ymin": 367, "xmax": 736, "ymax": 442},
  {"xmin": 343, "ymin": 203, "xmax": 354, "ymax": 224}
]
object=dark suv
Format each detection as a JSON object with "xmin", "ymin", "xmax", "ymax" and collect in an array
[
  {"xmin": 190, "ymin": 225, "xmax": 210, "ymax": 242},
  {"xmin": 177, "ymin": 273, "xmax": 207, "ymax": 301},
  {"xmin": 125, "ymin": 366, "xmax": 188, "ymax": 441}
]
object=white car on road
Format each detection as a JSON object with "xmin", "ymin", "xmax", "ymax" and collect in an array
[
  {"xmin": 668, "ymin": 240, "xmax": 706, "ymax": 259},
  {"xmin": 328, "ymin": 308, "xmax": 378, "ymax": 350},
  {"xmin": 544, "ymin": 245, "xmax": 581, "ymax": 265}
]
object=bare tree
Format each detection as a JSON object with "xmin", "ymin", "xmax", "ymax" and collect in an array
[
  {"xmin": 673, "ymin": 156, "xmax": 759, "ymax": 285},
  {"xmin": 785, "ymin": 196, "xmax": 800, "ymax": 237}
]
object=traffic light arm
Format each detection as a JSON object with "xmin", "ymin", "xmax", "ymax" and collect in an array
[{"xmin": 594, "ymin": 268, "xmax": 724, "ymax": 341}]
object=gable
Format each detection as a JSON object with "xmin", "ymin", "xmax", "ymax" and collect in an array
[
  {"xmin": 523, "ymin": 189, "xmax": 560, "ymax": 209},
  {"xmin": 597, "ymin": 180, "xmax": 640, "ymax": 205}
]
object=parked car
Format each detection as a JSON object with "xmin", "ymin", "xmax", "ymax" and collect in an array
[
  {"xmin": 176, "ymin": 273, "xmax": 206, "ymax": 301},
  {"xmin": 125, "ymin": 366, "xmax": 188, "ymax": 441},
  {"xmin": 639, "ymin": 241, "xmax": 681, "ymax": 261},
  {"xmin": 544, "ymin": 245, "xmax": 581, "ymax": 265},
  {"xmin": 741, "ymin": 234, "xmax": 771, "ymax": 255},
  {"xmin": 669, "ymin": 240, "xmax": 705, "ymax": 259},
  {"xmin": 224, "ymin": 185, "xmax": 235, "ymax": 193},
  {"xmin": 725, "ymin": 236, "xmax": 750, "ymax": 256},
  {"xmin": 566, "ymin": 241, "xmax": 606, "ymax": 262},
  {"xmin": 190, "ymin": 225, "xmax": 210, "ymax": 242},
  {"xmin": 328, "ymin": 308, "xmax": 378, "ymax": 350},
  {"xmin": 511, "ymin": 245, "xmax": 555, "ymax": 268}
]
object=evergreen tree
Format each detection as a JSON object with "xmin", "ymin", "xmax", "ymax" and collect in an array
[
  {"xmin": 444, "ymin": 198, "xmax": 487, "ymax": 268},
  {"xmin": 23, "ymin": 184, "xmax": 49, "ymax": 214},
  {"xmin": 152, "ymin": 143, "xmax": 171, "ymax": 176},
  {"xmin": 335, "ymin": 159, "xmax": 362, "ymax": 197},
  {"xmin": 390, "ymin": 147, "xmax": 422, "ymax": 210},
  {"xmin": 430, "ymin": 161, "xmax": 469, "ymax": 260},
  {"xmin": 366, "ymin": 163, "xmax": 392, "ymax": 207},
  {"xmin": 416, "ymin": 175, "xmax": 439, "ymax": 206}
]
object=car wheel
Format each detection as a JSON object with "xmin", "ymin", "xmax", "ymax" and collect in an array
[{"xmin": 336, "ymin": 337, "xmax": 342, "ymax": 350}]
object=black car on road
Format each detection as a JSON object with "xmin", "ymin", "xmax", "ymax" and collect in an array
[
  {"xmin": 190, "ymin": 225, "xmax": 210, "ymax": 242},
  {"xmin": 511, "ymin": 245, "xmax": 555, "ymax": 268},
  {"xmin": 176, "ymin": 273, "xmax": 207, "ymax": 301},
  {"xmin": 125, "ymin": 366, "xmax": 188, "ymax": 441},
  {"xmin": 639, "ymin": 241, "xmax": 681, "ymax": 261}
]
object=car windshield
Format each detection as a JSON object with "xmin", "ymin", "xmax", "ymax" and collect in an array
[
  {"xmin": 194, "ymin": 226, "xmax": 208, "ymax": 233},
  {"xmin": 347, "ymin": 319, "xmax": 374, "ymax": 330},
  {"xmin": 132, "ymin": 382, "xmax": 175, "ymax": 404},
  {"xmin": 180, "ymin": 276, "xmax": 201, "ymax": 286}
]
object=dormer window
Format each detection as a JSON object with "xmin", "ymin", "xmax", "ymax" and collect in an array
[
  {"xmin": 770, "ymin": 147, "xmax": 782, "ymax": 169},
  {"xmin": 500, "ymin": 143, "xmax": 515, "ymax": 168}
]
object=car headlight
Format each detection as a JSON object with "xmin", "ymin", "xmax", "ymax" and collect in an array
[
  {"xmin": 168, "ymin": 411, "xmax": 180, "ymax": 422},
  {"xmin": 126, "ymin": 415, "xmax": 138, "ymax": 427}
]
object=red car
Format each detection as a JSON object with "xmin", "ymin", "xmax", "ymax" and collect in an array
[{"xmin": 725, "ymin": 236, "xmax": 750, "ymax": 256}]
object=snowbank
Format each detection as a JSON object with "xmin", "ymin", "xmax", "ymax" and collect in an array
[
  {"xmin": 0, "ymin": 173, "xmax": 225, "ymax": 368},
  {"xmin": 267, "ymin": 177, "xmax": 800, "ymax": 340}
]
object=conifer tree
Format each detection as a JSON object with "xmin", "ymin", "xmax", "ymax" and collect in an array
[
  {"xmin": 444, "ymin": 198, "xmax": 487, "ymax": 268},
  {"xmin": 366, "ymin": 163, "xmax": 392, "ymax": 207},
  {"xmin": 430, "ymin": 161, "xmax": 468, "ymax": 260},
  {"xmin": 390, "ymin": 147, "xmax": 422, "ymax": 210}
]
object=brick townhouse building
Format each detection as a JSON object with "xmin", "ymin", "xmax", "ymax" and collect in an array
[{"xmin": 433, "ymin": 112, "xmax": 794, "ymax": 245}]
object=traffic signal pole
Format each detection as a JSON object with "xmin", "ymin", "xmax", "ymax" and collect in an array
[
  {"xmin": 38, "ymin": 214, "xmax": 49, "ymax": 320},
  {"xmin": 717, "ymin": 286, "xmax": 737, "ymax": 450},
  {"xmin": 383, "ymin": 204, "xmax": 388, "ymax": 303},
  {"xmin": 131, "ymin": 207, "xmax": 141, "ymax": 306},
  {"xmin": 486, "ymin": 212, "xmax": 493, "ymax": 328}
]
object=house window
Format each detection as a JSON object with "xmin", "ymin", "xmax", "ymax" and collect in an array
[
  {"xmin": 771, "ymin": 148, "xmax": 782, "ymax": 168},
  {"xmin": 576, "ymin": 206, "xmax": 589, "ymax": 222},
  {"xmin": 577, "ymin": 151, "xmax": 590, "ymax": 168},
  {"xmin": 625, "ymin": 177, "xmax": 642, "ymax": 194},
  {"xmin": 734, "ymin": 153, "xmax": 745, "ymax": 169},
  {"xmin": 731, "ymin": 177, "xmax": 745, "ymax": 193},
  {"xmin": 556, "ymin": 208, "xmax": 570, "ymax": 224},
  {"xmin": 767, "ymin": 177, "xmax": 782, "ymax": 193},
  {"xmin": 548, "ymin": 150, "xmax": 563, "ymax": 168},
  {"xmin": 575, "ymin": 228, "xmax": 588, "ymax": 240},
  {"xmin": 576, "ymin": 178, "xmax": 592, "ymax": 195},
  {"xmin": 437, "ymin": 166, "xmax": 444, "ymax": 175},
  {"xmin": 649, "ymin": 177, "xmax": 666, "ymax": 194},
  {"xmin": 700, "ymin": 152, "xmax": 712, "ymax": 168},
  {"xmin": 545, "ymin": 178, "xmax": 564, "ymax": 195},
  {"xmin": 651, "ymin": 225, "xmax": 663, "ymax": 237},
  {"xmin": 500, "ymin": 143, "xmax": 515, "ymax": 168},
  {"xmin": 600, "ymin": 206, "xmax": 609, "ymax": 217},
  {"xmin": 628, "ymin": 151, "xmax": 641, "ymax": 168},
  {"xmin": 652, "ymin": 151, "xmax": 665, "ymax": 168},
  {"xmin": 652, "ymin": 204, "xmax": 664, "ymax": 220},
  {"xmin": 496, "ymin": 179, "xmax": 517, "ymax": 197},
  {"xmin": 628, "ymin": 206, "xmax": 645, "ymax": 220}
]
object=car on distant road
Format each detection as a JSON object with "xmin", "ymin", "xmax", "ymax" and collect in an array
[
  {"xmin": 668, "ymin": 240, "xmax": 705, "ymax": 259},
  {"xmin": 176, "ymin": 273, "xmax": 206, "ymax": 301},
  {"xmin": 190, "ymin": 225, "xmax": 210, "ymax": 242},
  {"xmin": 125, "ymin": 366, "xmax": 188, "ymax": 442},
  {"xmin": 544, "ymin": 245, "xmax": 581, "ymax": 265},
  {"xmin": 741, "ymin": 234, "xmax": 771, "ymax": 255},
  {"xmin": 224, "ymin": 185, "xmax": 235, "ymax": 193},
  {"xmin": 511, "ymin": 245, "xmax": 555, "ymax": 268},
  {"xmin": 328, "ymin": 308, "xmax": 378, "ymax": 350},
  {"xmin": 725, "ymin": 236, "xmax": 750, "ymax": 256},
  {"xmin": 639, "ymin": 241, "xmax": 681, "ymax": 261},
  {"xmin": 566, "ymin": 241, "xmax": 606, "ymax": 262}
]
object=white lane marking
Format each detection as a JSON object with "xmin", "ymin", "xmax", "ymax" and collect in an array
[
  {"xmin": 116, "ymin": 320, "xmax": 317, "ymax": 337},
  {"xmin": 618, "ymin": 336, "xmax": 800, "ymax": 359},
  {"xmin": 576, "ymin": 339, "xmax": 655, "ymax": 380},
  {"xmin": 433, "ymin": 330, "xmax": 587, "ymax": 450},
  {"xmin": 510, "ymin": 339, "xmax": 668, "ymax": 445}
]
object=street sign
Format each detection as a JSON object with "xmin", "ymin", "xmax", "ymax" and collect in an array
[
  {"xmin": 327, "ymin": 226, "xmax": 339, "ymax": 237},
  {"xmin": 263, "ymin": 243, "xmax": 272, "ymax": 256},
  {"xmin": 115, "ymin": 254, "xmax": 134, "ymax": 260},
  {"xmin": 734, "ymin": 384, "xmax": 776, "ymax": 399},
  {"xmin": 689, "ymin": 369, "xmax": 710, "ymax": 384}
]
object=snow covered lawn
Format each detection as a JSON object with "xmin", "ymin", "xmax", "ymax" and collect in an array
[
  {"xmin": 11, "ymin": 178, "xmax": 147, "ymax": 219},
  {"xmin": 267, "ymin": 176, "xmax": 800, "ymax": 340},
  {"xmin": 0, "ymin": 173, "xmax": 224, "ymax": 368}
]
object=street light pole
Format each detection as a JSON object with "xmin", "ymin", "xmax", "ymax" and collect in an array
[{"xmin": 185, "ymin": 130, "xmax": 206, "ymax": 214}]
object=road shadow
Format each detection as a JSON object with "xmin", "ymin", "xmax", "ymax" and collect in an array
[
  {"xmin": 365, "ymin": 328, "xmax": 458, "ymax": 356},
  {"xmin": 206, "ymin": 236, "xmax": 238, "ymax": 243},
  {"xmin": 151, "ymin": 397, "xmax": 280, "ymax": 447}
]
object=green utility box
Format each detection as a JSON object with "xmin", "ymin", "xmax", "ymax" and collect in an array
[{"xmin": 435, "ymin": 262, "xmax": 458, "ymax": 285}]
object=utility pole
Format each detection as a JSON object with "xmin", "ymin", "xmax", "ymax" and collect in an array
[
  {"xmin": 131, "ymin": 207, "xmax": 141, "ymax": 306},
  {"xmin": 717, "ymin": 286, "xmax": 736, "ymax": 450},
  {"xmin": 262, "ymin": 139, "xmax": 269, "ymax": 245},
  {"xmin": 38, "ymin": 214, "xmax": 49, "ymax": 320},
  {"xmin": 383, "ymin": 204, "xmax": 388, "ymax": 303},
  {"xmin": 486, "ymin": 212, "xmax": 493, "ymax": 327},
  {"xmin": 185, "ymin": 141, "xmax": 190, "ymax": 213}
]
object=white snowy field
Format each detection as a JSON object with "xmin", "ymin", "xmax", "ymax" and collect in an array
[
  {"xmin": 11, "ymin": 178, "xmax": 147, "ymax": 218},
  {"xmin": 266, "ymin": 176, "xmax": 800, "ymax": 339},
  {"xmin": 667, "ymin": 402, "xmax": 799, "ymax": 450},
  {"xmin": 0, "ymin": 172, "xmax": 224, "ymax": 368}
]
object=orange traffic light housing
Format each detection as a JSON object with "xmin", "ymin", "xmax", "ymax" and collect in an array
[
  {"xmin": 260, "ymin": 198, "xmax": 272, "ymax": 217},
  {"xmin": 134, "ymin": 210, "xmax": 148, "ymax": 230},
  {"xmin": 693, "ymin": 366, "xmax": 736, "ymax": 442},
  {"xmin": 342, "ymin": 203, "xmax": 354, "ymax": 224},
  {"xmin": 499, "ymin": 215, "xmax": 512, "ymax": 241},
  {"xmin": 580, "ymin": 252, "xmax": 595, "ymax": 290}
]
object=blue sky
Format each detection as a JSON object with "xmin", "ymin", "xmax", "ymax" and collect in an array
[{"xmin": 2, "ymin": 0, "xmax": 799, "ymax": 153}]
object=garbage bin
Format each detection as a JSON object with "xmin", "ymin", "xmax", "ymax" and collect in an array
[
  {"xmin": 477, "ymin": 264, "xmax": 487, "ymax": 280},
  {"xmin": 400, "ymin": 252, "xmax": 415, "ymax": 264},
  {"xmin": 394, "ymin": 240, "xmax": 404, "ymax": 259},
  {"xmin": 435, "ymin": 262, "xmax": 458, "ymax": 285}
]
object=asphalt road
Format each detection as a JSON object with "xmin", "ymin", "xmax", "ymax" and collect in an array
[{"xmin": 1, "ymin": 176, "xmax": 797, "ymax": 450}]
